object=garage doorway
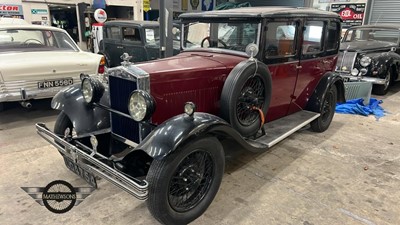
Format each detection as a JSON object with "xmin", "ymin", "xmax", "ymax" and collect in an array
[{"xmin": 48, "ymin": 4, "xmax": 79, "ymax": 42}]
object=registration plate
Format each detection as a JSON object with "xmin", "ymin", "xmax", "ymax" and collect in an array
[
  {"xmin": 38, "ymin": 78, "xmax": 73, "ymax": 89},
  {"xmin": 63, "ymin": 157, "xmax": 97, "ymax": 188}
]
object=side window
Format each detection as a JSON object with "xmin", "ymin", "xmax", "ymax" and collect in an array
[
  {"xmin": 326, "ymin": 21, "xmax": 340, "ymax": 53},
  {"xmin": 106, "ymin": 26, "xmax": 120, "ymax": 39},
  {"xmin": 265, "ymin": 21, "xmax": 297, "ymax": 58},
  {"xmin": 302, "ymin": 21, "xmax": 324, "ymax": 54},
  {"xmin": 122, "ymin": 27, "xmax": 141, "ymax": 42},
  {"xmin": 344, "ymin": 30, "xmax": 354, "ymax": 42}
]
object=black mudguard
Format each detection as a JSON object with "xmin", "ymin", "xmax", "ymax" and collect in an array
[
  {"xmin": 51, "ymin": 84, "xmax": 110, "ymax": 137},
  {"xmin": 306, "ymin": 72, "xmax": 345, "ymax": 113},
  {"xmin": 134, "ymin": 112, "xmax": 266, "ymax": 160}
]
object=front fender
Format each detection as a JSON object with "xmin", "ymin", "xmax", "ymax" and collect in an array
[
  {"xmin": 369, "ymin": 52, "xmax": 400, "ymax": 78},
  {"xmin": 306, "ymin": 72, "xmax": 345, "ymax": 113},
  {"xmin": 51, "ymin": 84, "xmax": 110, "ymax": 136},
  {"xmin": 135, "ymin": 113, "xmax": 229, "ymax": 160}
]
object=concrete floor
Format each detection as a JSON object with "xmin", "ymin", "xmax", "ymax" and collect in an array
[{"xmin": 1, "ymin": 84, "xmax": 399, "ymax": 225}]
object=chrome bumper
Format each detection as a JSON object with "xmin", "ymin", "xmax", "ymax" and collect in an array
[
  {"xmin": 337, "ymin": 72, "xmax": 386, "ymax": 85},
  {"xmin": 35, "ymin": 123, "xmax": 148, "ymax": 200}
]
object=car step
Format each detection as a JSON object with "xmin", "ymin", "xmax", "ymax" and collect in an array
[{"xmin": 246, "ymin": 110, "xmax": 319, "ymax": 149}]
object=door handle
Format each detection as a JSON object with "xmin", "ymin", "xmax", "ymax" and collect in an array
[
  {"xmin": 117, "ymin": 46, "xmax": 123, "ymax": 49},
  {"xmin": 296, "ymin": 65, "xmax": 302, "ymax": 69}
]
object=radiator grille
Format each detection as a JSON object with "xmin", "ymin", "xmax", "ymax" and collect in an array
[
  {"xmin": 109, "ymin": 75, "xmax": 140, "ymax": 143},
  {"xmin": 337, "ymin": 51, "xmax": 357, "ymax": 72}
]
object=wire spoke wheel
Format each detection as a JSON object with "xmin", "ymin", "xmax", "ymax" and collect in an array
[
  {"xmin": 147, "ymin": 137, "xmax": 224, "ymax": 225},
  {"xmin": 168, "ymin": 150, "xmax": 214, "ymax": 212},
  {"xmin": 236, "ymin": 75, "xmax": 265, "ymax": 126}
]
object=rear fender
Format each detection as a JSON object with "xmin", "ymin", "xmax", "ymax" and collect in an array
[
  {"xmin": 51, "ymin": 84, "xmax": 110, "ymax": 136},
  {"xmin": 306, "ymin": 72, "xmax": 345, "ymax": 113}
]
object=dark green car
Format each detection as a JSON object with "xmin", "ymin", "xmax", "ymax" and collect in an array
[{"xmin": 98, "ymin": 20, "xmax": 180, "ymax": 67}]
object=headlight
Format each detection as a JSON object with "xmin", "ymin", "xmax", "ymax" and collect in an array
[
  {"xmin": 360, "ymin": 56, "xmax": 372, "ymax": 67},
  {"xmin": 81, "ymin": 77, "xmax": 104, "ymax": 104},
  {"xmin": 128, "ymin": 90, "xmax": 155, "ymax": 121}
]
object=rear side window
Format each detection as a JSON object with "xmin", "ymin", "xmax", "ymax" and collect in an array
[
  {"xmin": 122, "ymin": 27, "xmax": 141, "ymax": 42},
  {"xmin": 302, "ymin": 21, "xmax": 324, "ymax": 54},
  {"xmin": 106, "ymin": 26, "xmax": 120, "ymax": 39}
]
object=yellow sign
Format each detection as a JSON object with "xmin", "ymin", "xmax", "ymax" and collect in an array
[{"xmin": 143, "ymin": 0, "xmax": 150, "ymax": 12}]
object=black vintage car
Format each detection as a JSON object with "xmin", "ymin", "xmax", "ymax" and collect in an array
[
  {"xmin": 98, "ymin": 20, "xmax": 180, "ymax": 67},
  {"xmin": 336, "ymin": 24, "xmax": 400, "ymax": 95}
]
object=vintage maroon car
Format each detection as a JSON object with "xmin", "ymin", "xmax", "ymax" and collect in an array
[{"xmin": 36, "ymin": 7, "xmax": 344, "ymax": 225}]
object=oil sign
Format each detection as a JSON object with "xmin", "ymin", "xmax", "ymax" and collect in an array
[{"xmin": 331, "ymin": 3, "xmax": 366, "ymax": 29}]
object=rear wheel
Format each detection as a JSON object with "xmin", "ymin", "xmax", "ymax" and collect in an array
[
  {"xmin": 310, "ymin": 85, "xmax": 337, "ymax": 132},
  {"xmin": 146, "ymin": 137, "xmax": 224, "ymax": 225}
]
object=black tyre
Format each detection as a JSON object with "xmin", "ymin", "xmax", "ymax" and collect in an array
[
  {"xmin": 147, "ymin": 137, "xmax": 225, "ymax": 225},
  {"xmin": 220, "ymin": 60, "xmax": 272, "ymax": 137},
  {"xmin": 310, "ymin": 84, "xmax": 337, "ymax": 132},
  {"xmin": 372, "ymin": 68, "xmax": 392, "ymax": 95},
  {"xmin": 54, "ymin": 112, "xmax": 74, "ymax": 147}
]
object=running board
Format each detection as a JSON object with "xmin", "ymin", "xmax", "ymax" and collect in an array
[{"xmin": 246, "ymin": 110, "xmax": 319, "ymax": 149}]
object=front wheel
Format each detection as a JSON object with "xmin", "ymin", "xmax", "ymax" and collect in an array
[
  {"xmin": 310, "ymin": 84, "xmax": 337, "ymax": 132},
  {"xmin": 372, "ymin": 68, "xmax": 392, "ymax": 95},
  {"xmin": 146, "ymin": 137, "xmax": 225, "ymax": 225},
  {"xmin": 54, "ymin": 112, "xmax": 74, "ymax": 147}
]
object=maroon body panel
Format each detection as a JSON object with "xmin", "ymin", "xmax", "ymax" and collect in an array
[
  {"xmin": 137, "ymin": 51, "xmax": 336, "ymax": 125},
  {"xmin": 287, "ymin": 55, "xmax": 338, "ymax": 115},
  {"xmin": 137, "ymin": 52, "xmax": 246, "ymax": 124}
]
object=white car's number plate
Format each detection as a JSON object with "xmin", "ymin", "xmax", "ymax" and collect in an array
[{"xmin": 38, "ymin": 78, "xmax": 73, "ymax": 89}]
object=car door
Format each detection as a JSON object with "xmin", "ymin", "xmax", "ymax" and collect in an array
[
  {"xmin": 103, "ymin": 25, "xmax": 124, "ymax": 67},
  {"xmin": 121, "ymin": 26, "xmax": 147, "ymax": 63},
  {"xmin": 262, "ymin": 19, "xmax": 301, "ymax": 122},
  {"xmin": 288, "ymin": 19, "xmax": 328, "ymax": 114}
]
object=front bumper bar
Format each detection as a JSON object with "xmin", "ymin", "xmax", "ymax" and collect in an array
[
  {"xmin": 35, "ymin": 123, "xmax": 148, "ymax": 200},
  {"xmin": 337, "ymin": 72, "xmax": 386, "ymax": 85}
]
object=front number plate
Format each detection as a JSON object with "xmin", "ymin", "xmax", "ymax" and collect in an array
[
  {"xmin": 38, "ymin": 78, "xmax": 73, "ymax": 89},
  {"xmin": 63, "ymin": 157, "xmax": 97, "ymax": 188}
]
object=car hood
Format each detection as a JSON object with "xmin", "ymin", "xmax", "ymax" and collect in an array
[
  {"xmin": 136, "ymin": 50, "xmax": 247, "ymax": 75},
  {"xmin": 340, "ymin": 41, "xmax": 397, "ymax": 52},
  {"xmin": 0, "ymin": 51, "xmax": 102, "ymax": 81}
]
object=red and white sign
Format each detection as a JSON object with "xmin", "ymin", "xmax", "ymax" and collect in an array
[
  {"xmin": 94, "ymin": 8, "xmax": 107, "ymax": 24},
  {"xmin": 331, "ymin": 3, "xmax": 366, "ymax": 29},
  {"xmin": 0, "ymin": 4, "xmax": 24, "ymax": 18}
]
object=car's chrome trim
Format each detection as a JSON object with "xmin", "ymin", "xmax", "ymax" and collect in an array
[
  {"xmin": 107, "ymin": 64, "xmax": 150, "ymax": 142},
  {"xmin": 338, "ymin": 73, "xmax": 386, "ymax": 85},
  {"xmin": 35, "ymin": 122, "xmax": 148, "ymax": 200}
]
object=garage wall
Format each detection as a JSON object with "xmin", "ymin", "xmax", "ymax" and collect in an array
[{"xmin": 368, "ymin": 0, "xmax": 400, "ymax": 24}]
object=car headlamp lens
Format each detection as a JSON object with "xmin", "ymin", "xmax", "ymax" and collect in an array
[
  {"xmin": 128, "ymin": 90, "xmax": 155, "ymax": 121},
  {"xmin": 82, "ymin": 78, "xmax": 93, "ymax": 103},
  {"xmin": 351, "ymin": 68, "xmax": 359, "ymax": 76},
  {"xmin": 360, "ymin": 56, "xmax": 372, "ymax": 67},
  {"xmin": 81, "ymin": 77, "xmax": 104, "ymax": 104}
]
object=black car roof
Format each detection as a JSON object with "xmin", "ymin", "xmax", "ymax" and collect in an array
[
  {"xmin": 347, "ymin": 23, "xmax": 400, "ymax": 30},
  {"xmin": 179, "ymin": 7, "xmax": 340, "ymax": 19},
  {"xmin": 104, "ymin": 20, "xmax": 159, "ymax": 28}
]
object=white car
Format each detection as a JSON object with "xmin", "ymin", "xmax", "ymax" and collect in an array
[{"xmin": 0, "ymin": 22, "xmax": 105, "ymax": 110}]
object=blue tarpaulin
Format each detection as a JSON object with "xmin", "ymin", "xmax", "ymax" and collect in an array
[{"xmin": 335, "ymin": 98, "xmax": 386, "ymax": 119}]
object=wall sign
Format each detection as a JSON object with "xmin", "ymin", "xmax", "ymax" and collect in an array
[
  {"xmin": 0, "ymin": 4, "xmax": 24, "ymax": 18},
  {"xmin": 31, "ymin": 9, "xmax": 48, "ymax": 15},
  {"xmin": 331, "ymin": 3, "xmax": 366, "ymax": 29},
  {"xmin": 94, "ymin": 8, "xmax": 107, "ymax": 23}
]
